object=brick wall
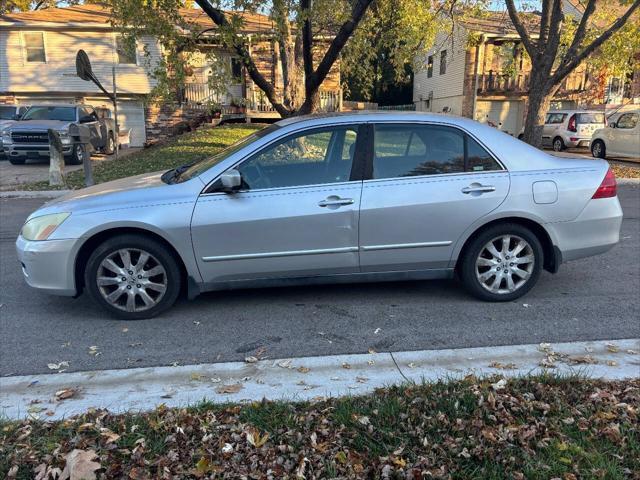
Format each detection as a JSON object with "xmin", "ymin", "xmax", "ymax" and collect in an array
[{"xmin": 144, "ymin": 103, "xmax": 212, "ymax": 145}]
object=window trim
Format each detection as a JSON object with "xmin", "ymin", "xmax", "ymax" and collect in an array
[
  {"xmin": 203, "ymin": 123, "xmax": 369, "ymax": 195},
  {"xmin": 22, "ymin": 31, "xmax": 47, "ymax": 64},
  {"xmin": 115, "ymin": 34, "xmax": 138, "ymax": 65},
  {"xmin": 439, "ymin": 50, "xmax": 447, "ymax": 75},
  {"xmin": 363, "ymin": 121, "xmax": 506, "ymax": 183}
]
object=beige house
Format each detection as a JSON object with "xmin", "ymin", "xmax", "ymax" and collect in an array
[
  {"xmin": 0, "ymin": 4, "xmax": 342, "ymax": 146},
  {"xmin": 413, "ymin": 12, "xmax": 639, "ymax": 136}
]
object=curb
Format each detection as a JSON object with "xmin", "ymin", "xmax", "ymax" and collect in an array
[
  {"xmin": 0, "ymin": 190, "xmax": 71, "ymax": 198},
  {"xmin": 1, "ymin": 339, "xmax": 638, "ymax": 421}
]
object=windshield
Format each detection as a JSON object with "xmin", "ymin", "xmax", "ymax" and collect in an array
[
  {"xmin": 0, "ymin": 106, "xmax": 17, "ymax": 120},
  {"xmin": 22, "ymin": 106, "xmax": 76, "ymax": 122},
  {"xmin": 176, "ymin": 124, "xmax": 280, "ymax": 182},
  {"xmin": 577, "ymin": 113, "xmax": 605, "ymax": 124}
]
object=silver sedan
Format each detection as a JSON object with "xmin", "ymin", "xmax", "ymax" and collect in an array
[{"xmin": 16, "ymin": 112, "xmax": 623, "ymax": 319}]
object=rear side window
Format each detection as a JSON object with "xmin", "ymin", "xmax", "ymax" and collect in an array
[
  {"xmin": 546, "ymin": 113, "xmax": 566, "ymax": 124},
  {"xmin": 577, "ymin": 113, "xmax": 604, "ymax": 124},
  {"xmin": 372, "ymin": 124, "xmax": 501, "ymax": 179}
]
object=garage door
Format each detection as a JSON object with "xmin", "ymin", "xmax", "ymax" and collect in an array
[
  {"xmin": 116, "ymin": 100, "xmax": 146, "ymax": 147},
  {"xmin": 475, "ymin": 100, "xmax": 524, "ymax": 137}
]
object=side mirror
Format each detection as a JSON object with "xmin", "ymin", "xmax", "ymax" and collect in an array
[
  {"xmin": 79, "ymin": 115, "xmax": 93, "ymax": 123},
  {"xmin": 219, "ymin": 168, "xmax": 242, "ymax": 193}
]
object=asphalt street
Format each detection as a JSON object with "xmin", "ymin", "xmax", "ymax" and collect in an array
[{"xmin": 1, "ymin": 186, "xmax": 639, "ymax": 377}]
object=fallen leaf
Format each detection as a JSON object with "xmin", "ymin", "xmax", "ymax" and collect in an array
[
  {"xmin": 216, "ymin": 383, "xmax": 243, "ymax": 394},
  {"xmin": 522, "ymin": 303, "xmax": 530, "ymax": 308},
  {"xmin": 569, "ymin": 355, "xmax": 597, "ymax": 364},
  {"xmin": 356, "ymin": 415, "xmax": 370, "ymax": 426},
  {"xmin": 88, "ymin": 346, "xmax": 100, "ymax": 356},
  {"xmin": 100, "ymin": 428, "xmax": 120, "ymax": 444},
  {"xmin": 374, "ymin": 328, "xmax": 381, "ymax": 334},
  {"xmin": 368, "ymin": 348, "xmax": 377, "ymax": 354},
  {"xmin": 607, "ymin": 360, "xmax": 618, "ymax": 367},
  {"xmin": 297, "ymin": 366, "xmax": 310, "ymax": 373},
  {"xmin": 278, "ymin": 359, "xmax": 292, "ymax": 368},
  {"xmin": 606, "ymin": 343, "xmax": 619, "ymax": 353},
  {"xmin": 190, "ymin": 373, "xmax": 205, "ymax": 381},
  {"xmin": 244, "ymin": 356, "xmax": 258, "ymax": 363},
  {"xmin": 356, "ymin": 376, "xmax": 368, "ymax": 383},
  {"xmin": 626, "ymin": 349, "xmax": 639, "ymax": 355},
  {"xmin": 55, "ymin": 388, "xmax": 78, "ymax": 401},
  {"xmin": 407, "ymin": 362, "xmax": 417, "ymax": 369},
  {"xmin": 221, "ymin": 443, "xmax": 233, "ymax": 454},
  {"xmin": 488, "ymin": 361, "xmax": 517, "ymax": 370},
  {"xmin": 122, "ymin": 328, "xmax": 129, "ymax": 332},
  {"xmin": 342, "ymin": 362, "xmax": 351, "ymax": 369},
  {"xmin": 47, "ymin": 361, "xmax": 69, "ymax": 371},
  {"xmin": 491, "ymin": 379, "xmax": 507, "ymax": 390},
  {"xmin": 60, "ymin": 449, "xmax": 101, "ymax": 480},
  {"xmin": 246, "ymin": 428, "xmax": 269, "ymax": 447}
]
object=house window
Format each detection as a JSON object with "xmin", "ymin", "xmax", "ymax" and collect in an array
[
  {"xmin": 231, "ymin": 58, "xmax": 243, "ymax": 82},
  {"xmin": 116, "ymin": 35, "xmax": 137, "ymax": 65},
  {"xmin": 439, "ymin": 50, "xmax": 447, "ymax": 75},
  {"xmin": 24, "ymin": 32, "xmax": 46, "ymax": 63},
  {"xmin": 427, "ymin": 55, "xmax": 433, "ymax": 78}
]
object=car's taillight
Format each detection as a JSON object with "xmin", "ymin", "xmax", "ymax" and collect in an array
[
  {"xmin": 568, "ymin": 114, "xmax": 577, "ymax": 132},
  {"xmin": 592, "ymin": 168, "xmax": 617, "ymax": 199}
]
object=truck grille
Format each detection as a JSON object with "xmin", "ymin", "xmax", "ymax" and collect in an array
[{"xmin": 11, "ymin": 131, "xmax": 48, "ymax": 143}]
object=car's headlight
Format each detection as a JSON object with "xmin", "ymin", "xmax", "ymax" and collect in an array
[
  {"xmin": 21, "ymin": 213, "xmax": 71, "ymax": 241},
  {"xmin": 1, "ymin": 129, "xmax": 11, "ymax": 144},
  {"xmin": 57, "ymin": 130, "xmax": 70, "ymax": 145}
]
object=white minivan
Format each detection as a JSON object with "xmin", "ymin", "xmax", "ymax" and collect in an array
[{"xmin": 591, "ymin": 110, "xmax": 640, "ymax": 159}]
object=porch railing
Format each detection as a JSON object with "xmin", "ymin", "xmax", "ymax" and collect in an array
[{"xmin": 478, "ymin": 70, "xmax": 587, "ymax": 94}]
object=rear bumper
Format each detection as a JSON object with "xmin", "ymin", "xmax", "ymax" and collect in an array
[
  {"xmin": 548, "ymin": 196, "xmax": 623, "ymax": 262},
  {"xmin": 15, "ymin": 235, "xmax": 78, "ymax": 296},
  {"xmin": 565, "ymin": 137, "xmax": 591, "ymax": 148}
]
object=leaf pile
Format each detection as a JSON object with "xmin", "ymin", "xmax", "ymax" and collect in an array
[{"xmin": 2, "ymin": 375, "xmax": 639, "ymax": 479}]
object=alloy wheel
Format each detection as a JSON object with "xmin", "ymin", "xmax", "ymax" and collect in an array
[
  {"xmin": 96, "ymin": 248, "xmax": 167, "ymax": 312},
  {"xmin": 592, "ymin": 141, "xmax": 603, "ymax": 158},
  {"xmin": 475, "ymin": 235, "xmax": 535, "ymax": 295},
  {"xmin": 553, "ymin": 139, "xmax": 563, "ymax": 151}
]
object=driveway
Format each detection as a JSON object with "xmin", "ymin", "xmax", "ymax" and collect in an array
[
  {"xmin": 0, "ymin": 186, "xmax": 638, "ymax": 377},
  {"xmin": 0, "ymin": 148, "xmax": 141, "ymax": 190}
]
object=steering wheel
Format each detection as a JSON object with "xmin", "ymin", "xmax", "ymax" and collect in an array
[{"xmin": 241, "ymin": 161, "xmax": 272, "ymax": 190}]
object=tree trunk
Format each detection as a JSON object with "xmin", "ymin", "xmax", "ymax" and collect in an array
[
  {"xmin": 297, "ymin": 89, "xmax": 320, "ymax": 115},
  {"xmin": 523, "ymin": 74, "xmax": 560, "ymax": 148}
]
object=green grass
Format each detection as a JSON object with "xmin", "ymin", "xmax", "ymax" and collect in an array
[
  {"xmin": 3, "ymin": 376, "xmax": 638, "ymax": 479},
  {"xmin": 20, "ymin": 123, "xmax": 265, "ymax": 190}
]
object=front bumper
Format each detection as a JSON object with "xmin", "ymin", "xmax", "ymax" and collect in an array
[
  {"xmin": 16, "ymin": 235, "xmax": 78, "ymax": 296},
  {"xmin": 4, "ymin": 144, "xmax": 73, "ymax": 158},
  {"xmin": 548, "ymin": 196, "xmax": 623, "ymax": 262}
]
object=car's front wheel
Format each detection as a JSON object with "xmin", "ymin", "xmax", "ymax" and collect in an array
[
  {"xmin": 65, "ymin": 144, "xmax": 87, "ymax": 165},
  {"xmin": 84, "ymin": 234, "xmax": 181, "ymax": 319},
  {"xmin": 459, "ymin": 224, "xmax": 543, "ymax": 302},
  {"xmin": 591, "ymin": 139, "xmax": 606, "ymax": 158}
]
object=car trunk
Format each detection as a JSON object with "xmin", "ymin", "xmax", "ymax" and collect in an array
[{"xmin": 576, "ymin": 112, "xmax": 605, "ymax": 137}]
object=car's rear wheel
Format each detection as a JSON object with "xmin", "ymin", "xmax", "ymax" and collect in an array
[
  {"xmin": 104, "ymin": 132, "xmax": 115, "ymax": 155},
  {"xmin": 591, "ymin": 139, "xmax": 606, "ymax": 158},
  {"xmin": 552, "ymin": 137, "xmax": 565, "ymax": 152},
  {"xmin": 84, "ymin": 234, "xmax": 181, "ymax": 319},
  {"xmin": 459, "ymin": 224, "xmax": 543, "ymax": 302}
]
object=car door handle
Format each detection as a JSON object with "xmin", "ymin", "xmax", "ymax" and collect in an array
[
  {"xmin": 461, "ymin": 184, "xmax": 496, "ymax": 194},
  {"xmin": 318, "ymin": 196, "xmax": 354, "ymax": 207}
]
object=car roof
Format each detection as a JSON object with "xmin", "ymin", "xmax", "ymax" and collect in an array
[{"xmin": 547, "ymin": 110, "xmax": 604, "ymax": 114}]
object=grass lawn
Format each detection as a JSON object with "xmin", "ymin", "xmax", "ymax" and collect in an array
[
  {"xmin": 2, "ymin": 375, "xmax": 638, "ymax": 479},
  {"xmin": 20, "ymin": 123, "xmax": 265, "ymax": 191}
]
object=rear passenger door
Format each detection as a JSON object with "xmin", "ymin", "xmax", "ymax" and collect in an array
[{"xmin": 358, "ymin": 123, "xmax": 510, "ymax": 272}]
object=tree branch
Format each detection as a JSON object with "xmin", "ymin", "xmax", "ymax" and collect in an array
[
  {"xmin": 543, "ymin": 0, "xmax": 564, "ymax": 71},
  {"xmin": 312, "ymin": 0, "xmax": 375, "ymax": 88},
  {"xmin": 560, "ymin": 0, "xmax": 596, "ymax": 69},
  {"xmin": 300, "ymin": 0, "xmax": 315, "ymax": 92},
  {"xmin": 538, "ymin": 0, "xmax": 552, "ymax": 46},
  {"xmin": 552, "ymin": 0, "xmax": 640, "ymax": 84},
  {"xmin": 505, "ymin": 0, "xmax": 536, "ymax": 60},
  {"xmin": 193, "ymin": 0, "xmax": 291, "ymax": 117}
]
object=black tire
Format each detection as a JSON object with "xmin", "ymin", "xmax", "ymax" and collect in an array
[
  {"xmin": 591, "ymin": 139, "xmax": 606, "ymax": 159},
  {"xmin": 517, "ymin": 133, "xmax": 524, "ymax": 140},
  {"xmin": 84, "ymin": 234, "xmax": 181, "ymax": 320},
  {"xmin": 103, "ymin": 132, "xmax": 115, "ymax": 155},
  {"xmin": 552, "ymin": 137, "xmax": 565, "ymax": 152},
  {"xmin": 65, "ymin": 144, "xmax": 85, "ymax": 165},
  {"xmin": 9, "ymin": 157, "xmax": 26, "ymax": 165},
  {"xmin": 459, "ymin": 223, "xmax": 543, "ymax": 302}
]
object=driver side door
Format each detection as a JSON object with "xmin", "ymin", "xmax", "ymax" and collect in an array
[{"xmin": 191, "ymin": 124, "xmax": 365, "ymax": 285}]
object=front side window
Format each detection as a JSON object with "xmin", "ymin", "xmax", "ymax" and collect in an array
[
  {"xmin": 617, "ymin": 113, "xmax": 638, "ymax": 129},
  {"xmin": 24, "ymin": 32, "xmax": 46, "ymax": 63},
  {"xmin": 439, "ymin": 50, "xmax": 447, "ymax": 75},
  {"xmin": 237, "ymin": 126, "xmax": 359, "ymax": 190},
  {"xmin": 372, "ymin": 124, "xmax": 501, "ymax": 179},
  {"xmin": 0, "ymin": 106, "xmax": 16, "ymax": 120},
  {"xmin": 116, "ymin": 35, "xmax": 137, "ymax": 65}
]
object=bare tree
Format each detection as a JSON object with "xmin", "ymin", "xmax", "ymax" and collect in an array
[
  {"xmin": 504, "ymin": 0, "xmax": 640, "ymax": 146},
  {"xmin": 193, "ymin": 0, "xmax": 375, "ymax": 116}
]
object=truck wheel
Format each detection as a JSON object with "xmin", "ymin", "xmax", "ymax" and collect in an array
[
  {"xmin": 104, "ymin": 132, "xmax": 115, "ymax": 155},
  {"xmin": 9, "ymin": 157, "xmax": 26, "ymax": 165},
  {"xmin": 66, "ymin": 144, "xmax": 86, "ymax": 165}
]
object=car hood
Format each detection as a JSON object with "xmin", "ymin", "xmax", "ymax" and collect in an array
[
  {"xmin": 0, "ymin": 119, "xmax": 15, "ymax": 130},
  {"xmin": 33, "ymin": 171, "xmax": 205, "ymax": 219},
  {"xmin": 6, "ymin": 120, "xmax": 73, "ymax": 131}
]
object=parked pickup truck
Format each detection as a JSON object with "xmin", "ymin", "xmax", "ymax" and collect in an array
[
  {"xmin": 0, "ymin": 104, "xmax": 30, "ymax": 160},
  {"xmin": 1, "ymin": 104, "xmax": 116, "ymax": 165}
]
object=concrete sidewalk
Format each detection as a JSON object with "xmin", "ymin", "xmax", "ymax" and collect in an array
[{"xmin": 2, "ymin": 338, "xmax": 638, "ymax": 420}]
